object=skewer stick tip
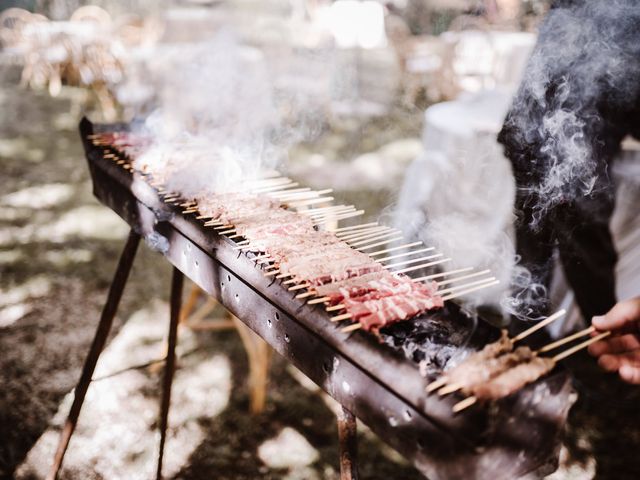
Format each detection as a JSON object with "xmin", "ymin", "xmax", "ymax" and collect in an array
[{"xmin": 453, "ymin": 397, "xmax": 477, "ymax": 413}]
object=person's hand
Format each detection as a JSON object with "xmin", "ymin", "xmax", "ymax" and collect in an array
[{"xmin": 588, "ymin": 298, "xmax": 640, "ymax": 384}]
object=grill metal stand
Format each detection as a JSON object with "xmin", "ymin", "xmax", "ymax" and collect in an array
[
  {"xmin": 46, "ymin": 229, "xmax": 363, "ymax": 480},
  {"xmin": 44, "ymin": 118, "xmax": 577, "ymax": 480},
  {"xmin": 338, "ymin": 406, "xmax": 359, "ymax": 480},
  {"xmin": 47, "ymin": 230, "xmax": 142, "ymax": 480},
  {"xmin": 156, "ymin": 267, "xmax": 184, "ymax": 480}
]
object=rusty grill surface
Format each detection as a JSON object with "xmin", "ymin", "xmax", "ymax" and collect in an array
[{"xmin": 81, "ymin": 118, "xmax": 574, "ymax": 480}]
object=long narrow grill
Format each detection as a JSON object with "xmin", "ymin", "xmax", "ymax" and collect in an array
[
  {"xmin": 81, "ymin": 118, "xmax": 574, "ymax": 480},
  {"xmin": 88, "ymin": 130, "xmax": 498, "ymax": 336}
]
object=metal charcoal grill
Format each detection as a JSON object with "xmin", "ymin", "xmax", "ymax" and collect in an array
[{"xmin": 48, "ymin": 118, "xmax": 575, "ymax": 480}]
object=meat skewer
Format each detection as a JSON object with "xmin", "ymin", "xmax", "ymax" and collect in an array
[
  {"xmin": 338, "ymin": 279, "xmax": 500, "ymax": 333},
  {"xmin": 427, "ymin": 309, "xmax": 567, "ymax": 393},
  {"xmin": 452, "ymin": 331, "xmax": 611, "ymax": 413}
]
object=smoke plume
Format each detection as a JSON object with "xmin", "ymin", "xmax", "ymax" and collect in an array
[
  {"xmin": 132, "ymin": 30, "xmax": 321, "ymax": 196},
  {"xmin": 499, "ymin": 0, "xmax": 640, "ymax": 228}
]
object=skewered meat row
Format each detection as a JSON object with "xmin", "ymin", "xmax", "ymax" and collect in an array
[{"xmin": 93, "ymin": 131, "xmax": 448, "ymax": 334}]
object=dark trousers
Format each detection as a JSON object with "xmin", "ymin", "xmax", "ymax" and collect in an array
[{"xmin": 513, "ymin": 172, "xmax": 618, "ymax": 323}]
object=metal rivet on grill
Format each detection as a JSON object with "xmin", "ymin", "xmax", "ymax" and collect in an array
[
  {"xmin": 404, "ymin": 410, "xmax": 413, "ymax": 421},
  {"xmin": 275, "ymin": 312, "xmax": 280, "ymax": 320},
  {"xmin": 234, "ymin": 294, "xmax": 239, "ymax": 302},
  {"xmin": 267, "ymin": 318, "xmax": 272, "ymax": 328},
  {"xmin": 284, "ymin": 333, "xmax": 290, "ymax": 343},
  {"xmin": 341, "ymin": 380, "xmax": 350, "ymax": 393},
  {"xmin": 194, "ymin": 260, "xmax": 199, "ymax": 267},
  {"xmin": 227, "ymin": 274, "xmax": 231, "ymax": 282},
  {"xmin": 322, "ymin": 362, "xmax": 330, "ymax": 373},
  {"xmin": 389, "ymin": 416, "xmax": 398, "ymax": 427}
]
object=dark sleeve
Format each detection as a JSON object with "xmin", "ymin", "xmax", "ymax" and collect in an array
[{"xmin": 498, "ymin": 0, "xmax": 640, "ymax": 204}]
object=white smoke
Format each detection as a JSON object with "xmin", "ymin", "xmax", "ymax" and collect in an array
[
  {"xmin": 133, "ymin": 29, "xmax": 319, "ymax": 196},
  {"xmin": 502, "ymin": 0, "xmax": 640, "ymax": 227}
]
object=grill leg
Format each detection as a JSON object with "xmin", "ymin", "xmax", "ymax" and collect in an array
[
  {"xmin": 156, "ymin": 267, "xmax": 183, "ymax": 480},
  {"xmin": 337, "ymin": 406, "xmax": 359, "ymax": 480},
  {"xmin": 47, "ymin": 230, "xmax": 141, "ymax": 480}
]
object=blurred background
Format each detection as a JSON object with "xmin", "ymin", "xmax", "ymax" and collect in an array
[{"xmin": 1, "ymin": 1, "xmax": 640, "ymax": 479}]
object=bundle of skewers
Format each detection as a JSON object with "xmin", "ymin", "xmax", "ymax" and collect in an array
[
  {"xmin": 426, "ymin": 309, "xmax": 611, "ymax": 413},
  {"xmin": 88, "ymin": 131, "xmax": 499, "ymax": 338}
]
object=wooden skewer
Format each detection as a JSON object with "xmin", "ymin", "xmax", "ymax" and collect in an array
[
  {"xmin": 332, "ymin": 313, "xmax": 353, "ymax": 322},
  {"xmin": 295, "ymin": 291, "xmax": 316, "ymax": 299},
  {"xmin": 336, "ymin": 226, "xmax": 387, "ymax": 239},
  {"xmin": 279, "ymin": 189, "xmax": 333, "ymax": 200},
  {"xmin": 219, "ymin": 229, "xmax": 236, "ymax": 235},
  {"xmin": 268, "ymin": 187, "xmax": 312, "ymax": 197},
  {"xmin": 356, "ymin": 236, "xmax": 405, "ymax": 251},
  {"xmin": 341, "ymin": 226, "xmax": 394, "ymax": 240},
  {"xmin": 437, "ymin": 382, "xmax": 465, "ymax": 395},
  {"xmin": 413, "ymin": 267, "xmax": 474, "ymax": 282},
  {"xmin": 435, "ymin": 269, "xmax": 492, "ymax": 287},
  {"xmin": 537, "ymin": 326, "xmax": 596, "ymax": 353},
  {"xmin": 349, "ymin": 231, "xmax": 401, "ymax": 247},
  {"xmin": 309, "ymin": 208, "xmax": 357, "ymax": 219},
  {"xmin": 512, "ymin": 309, "xmax": 568, "ymax": 342},
  {"xmin": 214, "ymin": 225, "xmax": 234, "ymax": 230},
  {"xmin": 552, "ymin": 331, "xmax": 611, "ymax": 362},
  {"xmin": 330, "ymin": 222, "xmax": 379, "ymax": 233},
  {"xmin": 383, "ymin": 253, "xmax": 443, "ymax": 269},
  {"xmin": 287, "ymin": 197, "xmax": 334, "ymax": 207},
  {"xmin": 244, "ymin": 177, "xmax": 291, "ymax": 188},
  {"xmin": 283, "ymin": 278, "xmax": 297, "ymax": 285},
  {"xmin": 425, "ymin": 377, "xmax": 448, "ymax": 393},
  {"xmin": 252, "ymin": 182, "xmax": 299, "ymax": 193},
  {"xmin": 452, "ymin": 331, "xmax": 611, "ymax": 414},
  {"xmin": 368, "ymin": 242, "xmax": 423, "ymax": 257},
  {"xmin": 441, "ymin": 280, "xmax": 499, "ymax": 301},
  {"xmin": 343, "ymin": 229, "xmax": 396, "ymax": 244},
  {"xmin": 452, "ymin": 397, "xmax": 477, "ymax": 413},
  {"xmin": 341, "ymin": 323, "xmax": 362, "ymax": 333},
  {"xmin": 288, "ymin": 283, "xmax": 310, "ymax": 291},
  {"xmin": 377, "ymin": 247, "xmax": 436, "ymax": 263},
  {"xmin": 326, "ymin": 304, "xmax": 345, "ymax": 312},
  {"xmin": 307, "ymin": 296, "xmax": 329, "ymax": 305},
  {"xmin": 437, "ymin": 277, "xmax": 497, "ymax": 296},
  {"xmin": 393, "ymin": 258, "xmax": 451, "ymax": 275},
  {"xmin": 303, "ymin": 204, "xmax": 353, "ymax": 215},
  {"xmin": 309, "ymin": 204, "xmax": 355, "ymax": 214},
  {"xmin": 313, "ymin": 210, "xmax": 365, "ymax": 224}
]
